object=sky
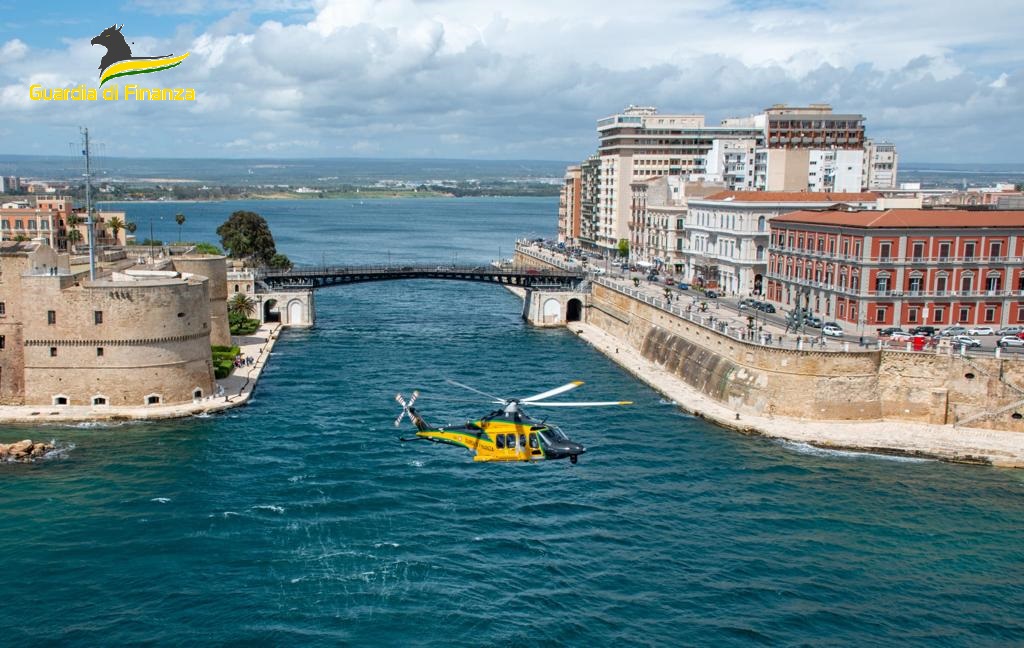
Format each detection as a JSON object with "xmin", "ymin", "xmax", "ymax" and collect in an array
[{"xmin": 0, "ymin": 0, "xmax": 1022, "ymax": 162}]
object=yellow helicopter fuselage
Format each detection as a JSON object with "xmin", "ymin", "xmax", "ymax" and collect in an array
[{"xmin": 415, "ymin": 417, "xmax": 576, "ymax": 462}]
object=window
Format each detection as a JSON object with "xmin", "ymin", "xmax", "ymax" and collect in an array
[
  {"xmin": 96, "ymin": 347, "xmax": 104, "ymax": 357},
  {"xmin": 933, "ymin": 307, "xmax": 944, "ymax": 323},
  {"xmin": 193, "ymin": 389, "xmax": 203, "ymax": 399},
  {"xmin": 991, "ymin": 241, "xmax": 1003, "ymax": 258},
  {"xmin": 49, "ymin": 347, "xmax": 57, "ymax": 357},
  {"xmin": 908, "ymin": 309, "xmax": 919, "ymax": 323},
  {"xmin": 54, "ymin": 396, "xmax": 68, "ymax": 405},
  {"xmin": 987, "ymin": 274, "xmax": 1002, "ymax": 292},
  {"xmin": 959, "ymin": 308, "xmax": 970, "ymax": 323},
  {"xmin": 94, "ymin": 310, "xmax": 103, "ymax": 324},
  {"xmin": 875, "ymin": 275, "xmax": 890, "ymax": 293},
  {"xmin": 875, "ymin": 307, "xmax": 887, "ymax": 322},
  {"xmin": 936, "ymin": 275, "xmax": 948, "ymax": 294},
  {"xmin": 984, "ymin": 307, "xmax": 996, "ymax": 323},
  {"xmin": 92, "ymin": 396, "xmax": 107, "ymax": 406},
  {"xmin": 908, "ymin": 276, "xmax": 923, "ymax": 293},
  {"xmin": 146, "ymin": 395, "xmax": 161, "ymax": 405},
  {"xmin": 0, "ymin": 301, "xmax": 5, "ymax": 316},
  {"xmin": 879, "ymin": 242, "xmax": 892, "ymax": 260},
  {"xmin": 938, "ymin": 242, "xmax": 951, "ymax": 259},
  {"xmin": 0, "ymin": 335, "xmax": 4, "ymax": 349},
  {"xmin": 961, "ymin": 274, "xmax": 973, "ymax": 292},
  {"xmin": 496, "ymin": 434, "xmax": 505, "ymax": 449},
  {"xmin": 854, "ymin": 242, "xmax": 862, "ymax": 257},
  {"xmin": 964, "ymin": 242, "xmax": 976, "ymax": 259},
  {"xmin": 529, "ymin": 433, "xmax": 539, "ymax": 449},
  {"xmin": 912, "ymin": 242, "xmax": 925, "ymax": 259},
  {"xmin": 47, "ymin": 310, "xmax": 56, "ymax": 325}
]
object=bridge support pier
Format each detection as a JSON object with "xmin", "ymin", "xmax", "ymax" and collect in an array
[
  {"xmin": 259, "ymin": 290, "xmax": 315, "ymax": 328},
  {"xmin": 523, "ymin": 290, "xmax": 588, "ymax": 328}
]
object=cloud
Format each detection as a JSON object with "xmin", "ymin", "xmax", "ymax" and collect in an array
[{"xmin": 1, "ymin": 0, "xmax": 1023, "ymax": 162}]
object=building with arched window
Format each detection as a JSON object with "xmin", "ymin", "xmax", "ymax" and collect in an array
[{"xmin": 766, "ymin": 208, "xmax": 1024, "ymax": 332}]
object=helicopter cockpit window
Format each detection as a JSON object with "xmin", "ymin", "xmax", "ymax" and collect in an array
[
  {"xmin": 542, "ymin": 426, "xmax": 569, "ymax": 443},
  {"xmin": 495, "ymin": 435, "xmax": 505, "ymax": 449},
  {"xmin": 529, "ymin": 433, "xmax": 539, "ymax": 449}
]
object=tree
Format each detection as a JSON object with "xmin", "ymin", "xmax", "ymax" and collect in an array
[
  {"xmin": 67, "ymin": 228, "xmax": 83, "ymax": 250},
  {"xmin": 228, "ymin": 293, "xmax": 257, "ymax": 318},
  {"xmin": 126, "ymin": 221, "xmax": 138, "ymax": 235},
  {"xmin": 268, "ymin": 253, "xmax": 293, "ymax": 270},
  {"xmin": 216, "ymin": 210, "xmax": 278, "ymax": 265},
  {"xmin": 175, "ymin": 213, "xmax": 186, "ymax": 243},
  {"xmin": 108, "ymin": 216, "xmax": 124, "ymax": 244},
  {"xmin": 193, "ymin": 242, "xmax": 222, "ymax": 255},
  {"xmin": 617, "ymin": 239, "xmax": 629, "ymax": 258}
]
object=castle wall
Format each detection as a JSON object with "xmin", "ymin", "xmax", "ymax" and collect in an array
[
  {"xmin": 20, "ymin": 274, "xmax": 214, "ymax": 406},
  {"xmin": 172, "ymin": 254, "xmax": 231, "ymax": 346}
]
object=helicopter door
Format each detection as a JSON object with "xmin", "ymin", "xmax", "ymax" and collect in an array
[{"xmin": 528, "ymin": 432, "xmax": 543, "ymax": 459}]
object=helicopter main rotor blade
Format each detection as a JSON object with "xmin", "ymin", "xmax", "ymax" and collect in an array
[
  {"xmin": 445, "ymin": 379, "xmax": 506, "ymax": 403},
  {"xmin": 521, "ymin": 381, "xmax": 584, "ymax": 403},
  {"xmin": 526, "ymin": 400, "xmax": 633, "ymax": 407}
]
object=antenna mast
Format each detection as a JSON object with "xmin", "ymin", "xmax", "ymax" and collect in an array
[{"xmin": 81, "ymin": 127, "xmax": 96, "ymax": 280}]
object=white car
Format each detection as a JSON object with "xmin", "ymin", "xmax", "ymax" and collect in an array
[
  {"xmin": 951, "ymin": 335, "xmax": 982, "ymax": 348},
  {"xmin": 822, "ymin": 324, "xmax": 844, "ymax": 337},
  {"xmin": 997, "ymin": 336, "xmax": 1024, "ymax": 348},
  {"xmin": 967, "ymin": 326, "xmax": 996, "ymax": 336}
]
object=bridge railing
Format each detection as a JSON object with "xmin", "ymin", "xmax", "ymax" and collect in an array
[{"xmin": 261, "ymin": 264, "xmax": 581, "ymax": 278}]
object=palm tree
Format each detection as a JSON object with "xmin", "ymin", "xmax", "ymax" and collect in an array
[
  {"xmin": 175, "ymin": 213, "xmax": 186, "ymax": 243},
  {"xmin": 228, "ymin": 293, "xmax": 257, "ymax": 318},
  {"xmin": 126, "ymin": 221, "xmax": 138, "ymax": 236},
  {"xmin": 66, "ymin": 228, "xmax": 83, "ymax": 251},
  {"xmin": 65, "ymin": 214, "xmax": 83, "ymax": 251},
  {"xmin": 108, "ymin": 216, "xmax": 124, "ymax": 245}
]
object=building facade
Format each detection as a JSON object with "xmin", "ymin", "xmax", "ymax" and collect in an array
[
  {"xmin": 766, "ymin": 209, "xmax": 1024, "ymax": 332},
  {"xmin": 0, "ymin": 196, "xmax": 126, "ymax": 249},
  {"xmin": 682, "ymin": 191, "xmax": 881, "ymax": 295},
  {"xmin": 578, "ymin": 155, "xmax": 601, "ymax": 251},
  {"xmin": 629, "ymin": 177, "xmax": 724, "ymax": 273},
  {"xmin": 557, "ymin": 165, "xmax": 582, "ymax": 246}
]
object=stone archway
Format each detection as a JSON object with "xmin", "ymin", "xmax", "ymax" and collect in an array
[
  {"xmin": 288, "ymin": 299, "xmax": 305, "ymax": 325},
  {"xmin": 566, "ymin": 298, "xmax": 583, "ymax": 322},
  {"xmin": 263, "ymin": 298, "xmax": 280, "ymax": 323}
]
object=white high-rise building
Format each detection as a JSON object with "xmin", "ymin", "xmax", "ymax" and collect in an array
[{"xmin": 864, "ymin": 140, "xmax": 899, "ymax": 190}]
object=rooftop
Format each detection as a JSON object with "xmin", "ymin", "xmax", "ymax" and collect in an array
[
  {"xmin": 695, "ymin": 191, "xmax": 880, "ymax": 204},
  {"xmin": 772, "ymin": 208, "xmax": 1024, "ymax": 229}
]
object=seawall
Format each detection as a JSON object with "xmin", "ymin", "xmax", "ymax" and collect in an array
[{"xmin": 514, "ymin": 247, "xmax": 1024, "ymax": 466}]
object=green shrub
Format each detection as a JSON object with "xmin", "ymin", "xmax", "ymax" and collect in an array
[{"xmin": 229, "ymin": 318, "xmax": 260, "ymax": 336}]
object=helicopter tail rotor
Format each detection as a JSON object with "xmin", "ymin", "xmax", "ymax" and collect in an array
[{"xmin": 394, "ymin": 390, "xmax": 420, "ymax": 427}]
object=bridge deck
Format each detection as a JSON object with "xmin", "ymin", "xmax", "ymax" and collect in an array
[{"xmin": 259, "ymin": 264, "xmax": 583, "ymax": 289}]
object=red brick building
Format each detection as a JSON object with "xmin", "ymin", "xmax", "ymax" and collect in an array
[{"xmin": 765, "ymin": 209, "xmax": 1024, "ymax": 333}]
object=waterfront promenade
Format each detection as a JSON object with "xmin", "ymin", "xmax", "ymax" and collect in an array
[{"xmin": 0, "ymin": 323, "xmax": 281, "ymax": 425}]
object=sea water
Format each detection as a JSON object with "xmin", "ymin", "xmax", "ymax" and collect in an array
[{"xmin": 1, "ymin": 198, "xmax": 1022, "ymax": 645}]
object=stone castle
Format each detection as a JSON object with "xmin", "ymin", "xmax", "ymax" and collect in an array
[{"xmin": 0, "ymin": 241, "xmax": 230, "ymax": 408}]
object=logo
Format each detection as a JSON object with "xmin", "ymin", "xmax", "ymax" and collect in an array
[
  {"xmin": 29, "ymin": 23, "xmax": 196, "ymax": 102},
  {"xmin": 91, "ymin": 24, "xmax": 190, "ymax": 87}
]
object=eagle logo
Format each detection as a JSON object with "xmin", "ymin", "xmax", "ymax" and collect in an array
[{"xmin": 90, "ymin": 24, "xmax": 190, "ymax": 86}]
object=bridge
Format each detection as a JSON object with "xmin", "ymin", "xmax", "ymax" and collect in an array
[{"xmin": 258, "ymin": 264, "xmax": 585, "ymax": 291}]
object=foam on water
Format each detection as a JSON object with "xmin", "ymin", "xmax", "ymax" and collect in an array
[{"xmin": 777, "ymin": 440, "xmax": 933, "ymax": 463}]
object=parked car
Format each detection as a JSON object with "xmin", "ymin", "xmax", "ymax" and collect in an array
[
  {"xmin": 939, "ymin": 326, "xmax": 967, "ymax": 337},
  {"xmin": 997, "ymin": 326, "xmax": 1024, "ymax": 336},
  {"xmin": 704, "ymin": 290, "xmax": 719, "ymax": 299},
  {"xmin": 663, "ymin": 277, "xmax": 675, "ymax": 286},
  {"xmin": 910, "ymin": 325, "xmax": 937, "ymax": 337},
  {"xmin": 967, "ymin": 326, "xmax": 996, "ymax": 336},
  {"xmin": 998, "ymin": 336, "xmax": 1024, "ymax": 348},
  {"xmin": 804, "ymin": 316, "xmax": 822, "ymax": 328},
  {"xmin": 738, "ymin": 298, "xmax": 757, "ymax": 310},
  {"xmin": 951, "ymin": 335, "xmax": 982, "ymax": 348},
  {"xmin": 677, "ymin": 282, "xmax": 690, "ymax": 291},
  {"xmin": 877, "ymin": 326, "xmax": 905, "ymax": 337},
  {"xmin": 822, "ymin": 323, "xmax": 845, "ymax": 337},
  {"xmin": 889, "ymin": 330, "xmax": 915, "ymax": 342},
  {"xmin": 757, "ymin": 302, "xmax": 776, "ymax": 313}
]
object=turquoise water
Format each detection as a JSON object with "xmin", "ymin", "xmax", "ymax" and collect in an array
[{"xmin": 3, "ymin": 198, "xmax": 1024, "ymax": 646}]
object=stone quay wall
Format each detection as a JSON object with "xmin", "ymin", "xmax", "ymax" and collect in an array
[{"xmin": 515, "ymin": 248, "xmax": 1024, "ymax": 433}]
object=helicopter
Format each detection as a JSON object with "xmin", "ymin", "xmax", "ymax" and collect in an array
[{"xmin": 394, "ymin": 379, "xmax": 632, "ymax": 464}]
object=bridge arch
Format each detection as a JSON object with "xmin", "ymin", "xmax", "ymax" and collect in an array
[{"xmin": 567, "ymin": 298, "xmax": 583, "ymax": 322}]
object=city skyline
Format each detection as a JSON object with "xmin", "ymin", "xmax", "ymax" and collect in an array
[{"xmin": 1, "ymin": 1, "xmax": 1022, "ymax": 161}]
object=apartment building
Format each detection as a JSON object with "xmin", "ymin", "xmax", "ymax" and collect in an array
[
  {"xmin": 766, "ymin": 209, "xmax": 1024, "ymax": 331},
  {"xmin": 557, "ymin": 166, "xmax": 582, "ymax": 246},
  {"xmin": 628, "ymin": 177, "xmax": 724, "ymax": 273},
  {"xmin": 681, "ymin": 191, "xmax": 881, "ymax": 296},
  {"xmin": 0, "ymin": 197, "xmax": 126, "ymax": 249}
]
